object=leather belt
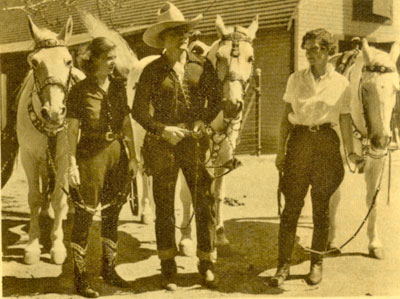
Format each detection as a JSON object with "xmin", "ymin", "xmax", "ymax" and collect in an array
[
  {"xmin": 295, "ymin": 123, "xmax": 333, "ymax": 133},
  {"xmin": 82, "ymin": 131, "xmax": 124, "ymax": 142}
]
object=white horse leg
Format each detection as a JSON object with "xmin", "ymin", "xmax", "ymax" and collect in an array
[
  {"xmin": 365, "ymin": 158, "xmax": 385, "ymax": 259},
  {"xmin": 20, "ymin": 150, "xmax": 42, "ymax": 264},
  {"xmin": 177, "ymin": 170, "xmax": 195, "ymax": 256},
  {"xmin": 213, "ymin": 169, "xmax": 230, "ymax": 247},
  {"xmin": 328, "ymin": 187, "xmax": 341, "ymax": 250},
  {"xmin": 137, "ymin": 170, "xmax": 153, "ymax": 224}
]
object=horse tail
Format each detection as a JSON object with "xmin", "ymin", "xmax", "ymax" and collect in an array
[{"xmin": 1, "ymin": 82, "xmax": 23, "ymax": 188}]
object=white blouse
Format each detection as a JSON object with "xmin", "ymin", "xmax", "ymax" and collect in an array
[{"xmin": 283, "ymin": 64, "xmax": 351, "ymax": 127}]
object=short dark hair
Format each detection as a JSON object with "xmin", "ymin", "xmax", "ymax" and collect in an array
[
  {"xmin": 301, "ymin": 28, "xmax": 336, "ymax": 56},
  {"xmin": 78, "ymin": 37, "xmax": 116, "ymax": 75}
]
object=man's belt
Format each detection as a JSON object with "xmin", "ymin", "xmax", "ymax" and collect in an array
[
  {"xmin": 295, "ymin": 123, "xmax": 333, "ymax": 133},
  {"xmin": 82, "ymin": 131, "xmax": 125, "ymax": 142}
]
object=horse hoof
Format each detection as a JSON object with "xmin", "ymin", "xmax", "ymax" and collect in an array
[
  {"xmin": 215, "ymin": 227, "xmax": 230, "ymax": 247},
  {"xmin": 51, "ymin": 248, "xmax": 67, "ymax": 265},
  {"xmin": 141, "ymin": 213, "xmax": 153, "ymax": 225},
  {"xmin": 24, "ymin": 250, "xmax": 41, "ymax": 265},
  {"xmin": 179, "ymin": 238, "xmax": 195, "ymax": 257},
  {"xmin": 369, "ymin": 247, "xmax": 385, "ymax": 260}
]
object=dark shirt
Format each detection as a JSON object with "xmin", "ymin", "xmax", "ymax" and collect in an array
[
  {"xmin": 66, "ymin": 76, "xmax": 130, "ymax": 155},
  {"xmin": 131, "ymin": 53, "xmax": 222, "ymax": 135}
]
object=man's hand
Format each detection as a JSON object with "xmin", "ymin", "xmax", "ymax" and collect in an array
[
  {"xmin": 161, "ymin": 126, "xmax": 190, "ymax": 145},
  {"xmin": 193, "ymin": 120, "xmax": 206, "ymax": 133}
]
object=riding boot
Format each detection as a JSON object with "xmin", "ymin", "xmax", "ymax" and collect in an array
[
  {"xmin": 307, "ymin": 253, "xmax": 323, "ymax": 285},
  {"xmin": 101, "ymin": 238, "xmax": 130, "ymax": 288},
  {"xmin": 269, "ymin": 263, "xmax": 290, "ymax": 287},
  {"xmin": 71, "ymin": 243, "xmax": 99, "ymax": 298},
  {"xmin": 160, "ymin": 259, "xmax": 178, "ymax": 291},
  {"xmin": 198, "ymin": 260, "xmax": 218, "ymax": 289}
]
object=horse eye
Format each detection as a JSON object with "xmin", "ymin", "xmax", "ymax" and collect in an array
[
  {"xmin": 66, "ymin": 59, "xmax": 72, "ymax": 66},
  {"xmin": 248, "ymin": 56, "xmax": 254, "ymax": 63}
]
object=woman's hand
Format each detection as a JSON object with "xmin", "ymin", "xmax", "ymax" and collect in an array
[
  {"xmin": 129, "ymin": 159, "xmax": 139, "ymax": 177},
  {"xmin": 68, "ymin": 163, "xmax": 80, "ymax": 188},
  {"xmin": 161, "ymin": 126, "xmax": 190, "ymax": 145},
  {"xmin": 275, "ymin": 151, "xmax": 286, "ymax": 172}
]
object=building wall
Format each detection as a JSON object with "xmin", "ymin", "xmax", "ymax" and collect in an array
[{"xmin": 296, "ymin": 0, "xmax": 400, "ymax": 70}]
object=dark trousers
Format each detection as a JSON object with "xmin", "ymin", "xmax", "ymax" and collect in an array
[
  {"xmin": 279, "ymin": 126, "xmax": 344, "ymax": 265},
  {"xmin": 71, "ymin": 140, "xmax": 129, "ymax": 249},
  {"xmin": 143, "ymin": 134, "xmax": 217, "ymax": 261}
]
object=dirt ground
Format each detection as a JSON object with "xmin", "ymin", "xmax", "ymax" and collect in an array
[{"xmin": 2, "ymin": 153, "xmax": 400, "ymax": 299}]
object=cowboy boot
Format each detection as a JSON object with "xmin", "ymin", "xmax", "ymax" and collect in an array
[
  {"xmin": 160, "ymin": 259, "xmax": 178, "ymax": 291},
  {"xmin": 307, "ymin": 254, "xmax": 323, "ymax": 285},
  {"xmin": 270, "ymin": 263, "xmax": 290, "ymax": 287},
  {"xmin": 198, "ymin": 260, "xmax": 218, "ymax": 289},
  {"xmin": 71, "ymin": 243, "xmax": 99, "ymax": 298},
  {"xmin": 101, "ymin": 238, "xmax": 130, "ymax": 288}
]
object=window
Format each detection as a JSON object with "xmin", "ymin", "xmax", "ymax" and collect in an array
[{"xmin": 353, "ymin": 0, "xmax": 393, "ymax": 24}]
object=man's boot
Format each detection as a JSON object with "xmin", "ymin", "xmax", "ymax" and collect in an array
[
  {"xmin": 160, "ymin": 259, "xmax": 177, "ymax": 291},
  {"xmin": 71, "ymin": 243, "xmax": 99, "ymax": 298},
  {"xmin": 198, "ymin": 260, "xmax": 218, "ymax": 289},
  {"xmin": 269, "ymin": 263, "xmax": 290, "ymax": 287},
  {"xmin": 101, "ymin": 238, "xmax": 130, "ymax": 288}
]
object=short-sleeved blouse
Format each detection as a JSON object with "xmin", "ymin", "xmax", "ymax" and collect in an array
[{"xmin": 283, "ymin": 64, "xmax": 351, "ymax": 127}]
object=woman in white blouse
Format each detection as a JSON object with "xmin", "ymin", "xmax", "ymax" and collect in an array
[{"xmin": 271, "ymin": 28, "xmax": 363, "ymax": 287}]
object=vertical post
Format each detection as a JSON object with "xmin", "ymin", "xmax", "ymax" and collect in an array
[
  {"xmin": 1, "ymin": 73, "xmax": 7, "ymax": 130},
  {"xmin": 255, "ymin": 68, "xmax": 262, "ymax": 156}
]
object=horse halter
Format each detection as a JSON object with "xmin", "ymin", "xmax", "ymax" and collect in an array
[
  {"xmin": 359, "ymin": 64, "xmax": 396, "ymax": 153},
  {"xmin": 219, "ymin": 26, "xmax": 254, "ymax": 94},
  {"xmin": 31, "ymin": 39, "xmax": 72, "ymax": 105}
]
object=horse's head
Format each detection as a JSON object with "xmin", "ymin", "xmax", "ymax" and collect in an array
[
  {"xmin": 361, "ymin": 38, "xmax": 400, "ymax": 150},
  {"xmin": 208, "ymin": 15, "xmax": 258, "ymax": 119},
  {"xmin": 27, "ymin": 16, "xmax": 74, "ymax": 126}
]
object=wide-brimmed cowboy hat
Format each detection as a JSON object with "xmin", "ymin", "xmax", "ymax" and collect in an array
[{"xmin": 143, "ymin": 1, "xmax": 202, "ymax": 49}]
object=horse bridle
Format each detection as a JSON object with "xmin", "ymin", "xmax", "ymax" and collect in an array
[
  {"xmin": 31, "ymin": 39, "xmax": 73, "ymax": 107},
  {"xmin": 218, "ymin": 27, "xmax": 254, "ymax": 105},
  {"xmin": 356, "ymin": 64, "xmax": 397, "ymax": 158}
]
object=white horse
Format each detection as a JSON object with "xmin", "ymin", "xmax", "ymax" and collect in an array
[
  {"xmin": 328, "ymin": 39, "xmax": 400, "ymax": 259},
  {"xmin": 16, "ymin": 16, "xmax": 85, "ymax": 265},
  {"xmin": 178, "ymin": 15, "xmax": 259, "ymax": 255}
]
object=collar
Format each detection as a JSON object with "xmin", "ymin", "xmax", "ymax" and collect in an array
[{"xmin": 306, "ymin": 63, "xmax": 335, "ymax": 82}]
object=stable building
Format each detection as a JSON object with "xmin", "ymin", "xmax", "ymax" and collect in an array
[{"xmin": 1, "ymin": 0, "xmax": 399, "ymax": 154}]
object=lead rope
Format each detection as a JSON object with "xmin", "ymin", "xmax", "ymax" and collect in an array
[{"xmin": 301, "ymin": 154, "xmax": 387, "ymax": 256}]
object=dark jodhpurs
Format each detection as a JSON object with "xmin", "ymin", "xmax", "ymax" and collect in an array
[
  {"xmin": 279, "ymin": 125, "xmax": 344, "ymax": 265},
  {"xmin": 143, "ymin": 134, "xmax": 217, "ymax": 261},
  {"xmin": 71, "ymin": 140, "xmax": 130, "ymax": 249}
]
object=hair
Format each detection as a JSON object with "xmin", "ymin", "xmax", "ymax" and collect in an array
[
  {"xmin": 78, "ymin": 36, "xmax": 116, "ymax": 75},
  {"xmin": 301, "ymin": 28, "xmax": 336, "ymax": 56}
]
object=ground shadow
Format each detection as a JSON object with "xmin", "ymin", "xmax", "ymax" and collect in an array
[{"xmin": 2, "ymin": 211, "xmax": 156, "ymax": 297}]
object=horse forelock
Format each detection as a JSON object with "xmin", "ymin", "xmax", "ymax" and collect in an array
[{"xmin": 365, "ymin": 47, "xmax": 397, "ymax": 70}]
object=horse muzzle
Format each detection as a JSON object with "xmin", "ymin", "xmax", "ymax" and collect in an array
[
  {"xmin": 40, "ymin": 106, "xmax": 66, "ymax": 125},
  {"xmin": 222, "ymin": 98, "xmax": 243, "ymax": 119}
]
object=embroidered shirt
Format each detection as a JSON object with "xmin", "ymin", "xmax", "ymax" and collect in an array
[
  {"xmin": 131, "ymin": 53, "xmax": 222, "ymax": 135},
  {"xmin": 283, "ymin": 64, "xmax": 351, "ymax": 126}
]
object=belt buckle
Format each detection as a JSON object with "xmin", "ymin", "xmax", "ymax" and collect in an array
[
  {"xmin": 105, "ymin": 131, "xmax": 115, "ymax": 141},
  {"xmin": 308, "ymin": 125, "xmax": 319, "ymax": 133}
]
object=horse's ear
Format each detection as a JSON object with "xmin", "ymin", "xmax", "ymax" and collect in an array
[
  {"xmin": 247, "ymin": 15, "xmax": 259, "ymax": 40},
  {"xmin": 362, "ymin": 38, "xmax": 372, "ymax": 64},
  {"xmin": 28, "ymin": 16, "xmax": 42, "ymax": 42},
  {"xmin": 389, "ymin": 41, "xmax": 400, "ymax": 63},
  {"xmin": 215, "ymin": 14, "xmax": 228, "ymax": 38},
  {"xmin": 57, "ymin": 16, "xmax": 73, "ymax": 43}
]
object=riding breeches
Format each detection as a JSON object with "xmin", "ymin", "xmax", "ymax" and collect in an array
[
  {"xmin": 143, "ymin": 134, "xmax": 217, "ymax": 261},
  {"xmin": 278, "ymin": 125, "xmax": 344, "ymax": 265},
  {"xmin": 70, "ymin": 139, "xmax": 130, "ymax": 249}
]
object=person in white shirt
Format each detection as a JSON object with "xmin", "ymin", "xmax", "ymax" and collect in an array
[{"xmin": 271, "ymin": 28, "xmax": 363, "ymax": 287}]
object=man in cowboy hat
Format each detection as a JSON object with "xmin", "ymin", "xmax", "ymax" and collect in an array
[{"xmin": 131, "ymin": 1, "xmax": 222, "ymax": 291}]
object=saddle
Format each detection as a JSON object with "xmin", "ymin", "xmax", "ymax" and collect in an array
[{"xmin": 334, "ymin": 49, "xmax": 360, "ymax": 75}]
